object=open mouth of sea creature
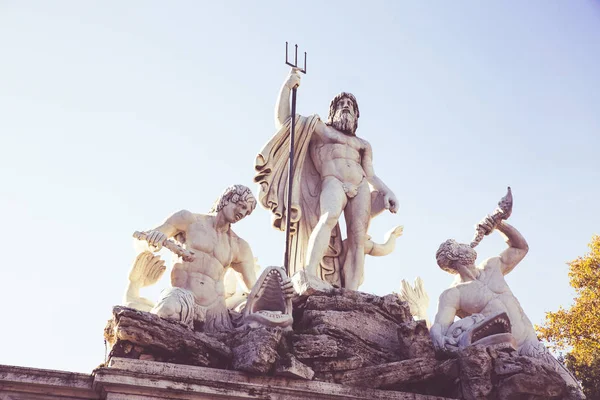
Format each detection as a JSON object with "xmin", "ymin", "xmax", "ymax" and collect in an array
[
  {"xmin": 243, "ymin": 266, "xmax": 293, "ymax": 329},
  {"xmin": 458, "ymin": 312, "xmax": 515, "ymax": 348}
]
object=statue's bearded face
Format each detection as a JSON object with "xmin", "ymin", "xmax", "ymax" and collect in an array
[{"xmin": 330, "ymin": 95, "xmax": 358, "ymax": 136}]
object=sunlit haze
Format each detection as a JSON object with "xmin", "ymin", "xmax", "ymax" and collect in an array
[{"xmin": 1, "ymin": 1, "xmax": 599, "ymax": 373}]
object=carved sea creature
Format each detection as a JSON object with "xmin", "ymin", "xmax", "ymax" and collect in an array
[
  {"xmin": 243, "ymin": 266, "xmax": 293, "ymax": 329},
  {"xmin": 445, "ymin": 312, "xmax": 517, "ymax": 351}
]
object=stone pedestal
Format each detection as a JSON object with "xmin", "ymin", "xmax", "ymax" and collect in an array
[
  {"xmin": 95, "ymin": 357, "xmax": 454, "ymax": 400},
  {"xmin": 0, "ymin": 360, "xmax": 456, "ymax": 400}
]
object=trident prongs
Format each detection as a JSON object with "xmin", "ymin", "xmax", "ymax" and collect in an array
[{"xmin": 285, "ymin": 42, "xmax": 307, "ymax": 74}]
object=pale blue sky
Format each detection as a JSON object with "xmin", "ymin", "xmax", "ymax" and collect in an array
[{"xmin": 1, "ymin": 1, "xmax": 599, "ymax": 373}]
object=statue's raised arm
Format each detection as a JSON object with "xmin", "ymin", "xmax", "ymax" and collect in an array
[
  {"xmin": 496, "ymin": 221, "xmax": 529, "ymax": 275},
  {"xmin": 275, "ymin": 68, "xmax": 302, "ymax": 130}
]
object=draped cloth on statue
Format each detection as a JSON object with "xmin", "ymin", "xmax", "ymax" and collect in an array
[{"xmin": 254, "ymin": 114, "xmax": 343, "ymax": 286}]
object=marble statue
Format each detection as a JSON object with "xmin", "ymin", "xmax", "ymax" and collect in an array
[
  {"xmin": 148, "ymin": 184, "xmax": 259, "ymax": 332},
  {"xmin": 223, "ymin": 258, "xmax": 261, "ymax": 311},
  {"xmin": 430, "ymin": 189, "xmax": 583, "ymax": 397},
  {"xmin": 442, "ymin": 311, "xmax": 516, "ymax": 352},
  {"xmin": 242, "ymin": 266, "xmax": 293, "ymax": 330},
  {"xmin": 125, "ymin": 184, "xmax": 295, "ymax": 332},
  {"xmin": 398, "ymin": 277, "xmax": 430, "ymax": 327},
  {"xmin": 255, "ymin": 68, "xmax": 399, "ymax": 290},
  {"xmin": 124, "ymin": 251, "xmax": 168, "ymax": 312}
]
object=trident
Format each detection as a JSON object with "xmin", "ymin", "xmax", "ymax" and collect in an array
[{"xmin": 283, "ymin": 42, "xmax": 307, "ymax": 275}]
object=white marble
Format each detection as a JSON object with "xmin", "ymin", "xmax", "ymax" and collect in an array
[
  {"xmin": 256, "ymin": 69, "xmax": 400, "ymax": 290},
  {"xmin": 124, "ymin": 251, "xmax": 166, "ymax": 312},
  {"xmin": 242, "ymin": 266, "xmax": 294, "ymax": 329},
  {"xmin": 398, "ymin": 277, "xmax": 430, "ymax": 327},
  {"xmin": 431, "ymin": 214, "xmax": 582, "ymax": 396},
  {"xmin": 126, "ymin": 185, "xmax": 259, "ymax": 332},
  {"xmin": 224, "ymin": 258, "xmax": 260, "ymax": 311},
  {"xmin": 430, "ymin": 217, "xmax": 532, "ymax": 354}
]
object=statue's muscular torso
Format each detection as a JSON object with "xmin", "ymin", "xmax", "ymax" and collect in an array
[
  {"xmin": 175, "ymin": 214, "xmax": 241, "ymax": 306},
  {"xmin": 309, "ymin": 123, "xmax": 368, "ymax": 187},
  {"xmin": 453, "ymin": 258, "xmax": 538, "ymax": 348}
]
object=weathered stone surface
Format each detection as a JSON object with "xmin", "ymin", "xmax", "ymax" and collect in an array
[
  {"xmin": 292, "ymin": 334, "xmax": 338, "ymax": 359},
  {"xmin": 388, "ymin": 359, "xmax": 460, "ymax": 399},
  {"xmin": 381, "ymin": 294, "xmax": 413, "ymax": 324},
  {"xmin": 491, "ymin": 351, "xmax": 567, "ymax": 399},
  {"xmin": 493, "ymin": 351, "xmax": 524, "ymax": 376},
  {"xmin": 101, "ymin": 292, "xmax": 571, "ymax": 400},
  {"xmin": 100, "ymin": 358, "xmax": 457, "ymax": 399},
  {"xmin": 275, "ymin": 354, "xmax": 315, "ymax": 380},
  {"xmin": 398, "ymin": 319, "xmax": 435, "ymax": 359},
  {"xmin": 312, "ymin": 371, "xmax": 338, "ymax": 383},
  {"xmin": 303, "ymin": 290, "xmax": 411, "ymax": 323},
  {"xmin": 299, "ymin": 319, "xmax": 402, "ymax": 366},
  {"xmin": 339, "ymin": 358, "xmax": 440, "ymax": 388},
  {"xmin": 497, "ymin": 371, "xmax": 566, "ymax": 399},
  {"xmin": 292, "ymin": 290, "xmax": 415, "ymax": 369},
  {"xmin": 104, "ymin": 306, "xmax": 231, "ymax": 368},
  {"xmin": 0, "ymin": 360, "xmax": 460, "ymax": 400},
  {"xmin": 303, "ymin": 309, "xmax": 400, "ymax": 353},
  {"xmin": 0, "ymin": 364, "xmax": 96, "ymax": 400},
  {"xmin": 312, "ymin": 356, "xmax": 363, "ymax": 372},
  {"xmin": 458, "ymin": 345, "xmax": 493, "ymax": 400},
  {"xmin": 231, "ymin": 327, "xmax": 282, "ymax": 374}
]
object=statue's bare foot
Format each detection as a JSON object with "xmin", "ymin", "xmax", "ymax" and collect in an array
[{"xmin": 290, "ymin": 270, "xmax": 334, "ymax": 296}]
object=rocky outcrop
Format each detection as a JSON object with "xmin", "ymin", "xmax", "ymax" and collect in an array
[
  {"xmin": 103, "ymin": 290, "xmax": 571, "ymax": 399},
  {"xmin": 291, "ymin": 289, "xmax": 421, "ymax": 380},
  {"xmin": 104, "ymin": 306, "xmax": 232, "ymax": 368}
]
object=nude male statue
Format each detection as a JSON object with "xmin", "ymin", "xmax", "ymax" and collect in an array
[
  {"xmin": 255, "ymin": 68, "xmax": 398, "ymax": 290},
  {"xmin": 430, "ymin": 216, "xmax": 536, "ymax": 354},
  {"xmin": 138, "ymin": 185, "xmax": 260, "ymax": 332},
  {"xmin": 431, "ymin": 216, "xmax": 584, "ymax": 397}
]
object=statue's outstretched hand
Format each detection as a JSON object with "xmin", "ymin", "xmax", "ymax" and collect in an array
[
  {"xmin": 384, "ymin": 192, "xmax": 399, "ymax": 214},
  {"xmin": 389, "ymin": 225, "xmax": 404, "ymax": 238},
  {"xmin": 285, "ymin": 68, "xmax": 302, "ymax": 90}
]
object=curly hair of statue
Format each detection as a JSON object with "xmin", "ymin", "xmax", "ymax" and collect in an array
[
  {"xmin": 209, "ymin": 184, "xmax": 256, "ymax": 214},
  {"xmin": 435, "ymin": 239, "xmax": 477, "ymax": 274}
]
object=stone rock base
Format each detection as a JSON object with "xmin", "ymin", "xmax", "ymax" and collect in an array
[{"xmin": 101, "ymin": 290, "xmax": 573, "ymax": 399}]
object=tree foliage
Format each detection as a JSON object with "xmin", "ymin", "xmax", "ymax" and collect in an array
[
  {"xmin": 563, "ymin": 352, "xmax": 600, "ymax": 399},
  {"xmin": 537, "ymin": 235, "xmax": 600, "ymax": 398}
]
